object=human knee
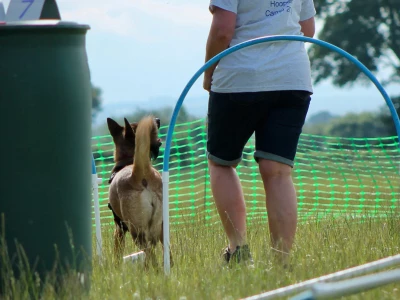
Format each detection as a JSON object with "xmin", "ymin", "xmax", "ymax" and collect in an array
[
  {"xmin": 208, "ymin": 159, "xmax": 239, "ymax": 169},
  {"xmin": 258, "ymin": 159, "xmax": 292, "ymax": 180}
]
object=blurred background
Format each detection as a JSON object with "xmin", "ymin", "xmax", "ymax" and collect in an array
[{"xmin": 3, "ymin": 0, "xmax": 399, "ymax": 138}]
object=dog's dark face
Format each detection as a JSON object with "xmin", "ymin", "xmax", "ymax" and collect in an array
[
  {"xmin": 107, "ymin": 118, "xmax": 137, "ymax": 163},
  {"xmin": 107, "ymin": 117, "xmax": 162, "ymax": 162},
  {"xmin": 150, "ymin": 118, "xmax": 162, "ymax": 159}
]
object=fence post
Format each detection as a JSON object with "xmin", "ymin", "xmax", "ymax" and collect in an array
[{"xmin": 92, "ymin": 156, "xmax": 103, "ymax": 258}]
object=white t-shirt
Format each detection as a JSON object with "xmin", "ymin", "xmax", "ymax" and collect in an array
[{"xmin": 209, "ymin": 0, "xmax": 316, "ymax": 93}]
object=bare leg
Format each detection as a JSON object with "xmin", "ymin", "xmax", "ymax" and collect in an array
[
  {"xmin": 258, "ymin": 159, "xmax": 297, "ymax": 264},
  {"xmin": 208, "ymin": 160, "xmax": 247, "ymax": 250}
]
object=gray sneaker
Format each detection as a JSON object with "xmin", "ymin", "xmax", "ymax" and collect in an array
[{"xmin": 222, "ymin": 244, "xmax": 254, "ymax": 267}]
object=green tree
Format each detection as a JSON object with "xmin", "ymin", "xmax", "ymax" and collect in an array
[
  {"xmin": 325, "ymin": 112, "xmax": 387, "ymax": 138},
  {"xmin": 303, "ymin": 111, "xmax": 389, "ymax": 139},
  {"xmin": 377, "ymin": 95, "xmax": 400, "ymax": 136},
  {"xmin": 310, "ymin": 1, "xmax": 400, "ymax": 137},
  {"xmin": 310, "ymin": 0, "xmax": 400, "ymax": 86},
  {"xmin": 307, "ymin": 111, "xmax": 338, "ymax": 125},
  {"xmin": 92, "ymin": 84, "xmax": 103, "ymax": 119},
  {"xmin": 303, "ymin": 111, "xmax": 338, "ymax": 135}
]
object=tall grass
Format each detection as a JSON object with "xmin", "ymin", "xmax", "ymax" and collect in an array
[
  {"xmin": 1, "ymin": 214, "xmax": 399, "ymax": 299},
  {"xmin": 80, "ymin": 124, "xmax": 400, "ymax": 298}
]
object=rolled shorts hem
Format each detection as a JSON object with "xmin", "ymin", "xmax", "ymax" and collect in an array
[
  {"xmin": 254, "ymin": 151, "xmax": 294, "ymax": 168},
  {"xmin": 207, "ymin": 151, "xmax": 242, "ymax": 166}
]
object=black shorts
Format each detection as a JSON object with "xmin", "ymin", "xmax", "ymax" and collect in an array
[{"xmin": 206, "ymin": 90, "xmax": 311, "ymax": 167}]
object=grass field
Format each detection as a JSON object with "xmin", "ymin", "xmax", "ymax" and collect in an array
[
  {"xmin": 2, "ymin": 129, "xmax": 399, "ymax": 299},
  {"xmin": 1, "ymin": 214, "xmax": 400, "ymax": 299}
]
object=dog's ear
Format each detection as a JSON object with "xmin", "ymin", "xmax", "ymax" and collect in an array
[
  {"xmin": 124, "ymin": 118, "xmax": 135, "ymax": 140},
  {"xmin": 131, "ymin": 122, "xmax": 138, "ymax": 132},
  {"xmin": 107, "ymin": 118, "xmax": 123, "ymax": 137},
  {"xmin": 155, "ymin": 118, "xmax": 160, "ymax": 129}
]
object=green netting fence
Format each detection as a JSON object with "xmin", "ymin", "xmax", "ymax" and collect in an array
[{"xmin": 92, "ymin": 118, "xmax": 400, "ymax": 228}]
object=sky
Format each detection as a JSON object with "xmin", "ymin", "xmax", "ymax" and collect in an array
[{"xmin": 2, "ymin": 0, "xmax": 399, "ymax": 127}]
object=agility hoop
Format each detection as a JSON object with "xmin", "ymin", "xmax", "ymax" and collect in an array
[{"xmin": 162, "ymin": 35, "xmax": 400, "ymax": 275}]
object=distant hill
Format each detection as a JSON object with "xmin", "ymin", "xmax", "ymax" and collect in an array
[
  {"xmin": 303, "ymin": 111, "xmax": 340, "ymax": 135},
  {"xmin": 92, "ymin": 95, "xmax": 208, "ymax": 129},
  {"xmin": 306, "ymin": 111, "xmax": 339, "ymax": 125}
]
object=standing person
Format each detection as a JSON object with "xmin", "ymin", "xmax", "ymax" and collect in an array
[{"xmin": 203, "ymin": 0, "xmax": 316, "ymax": 266}]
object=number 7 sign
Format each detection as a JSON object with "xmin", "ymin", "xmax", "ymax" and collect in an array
[{"xmin": 6, "ymin": 0, "xmax": 60, "ymax": 22}]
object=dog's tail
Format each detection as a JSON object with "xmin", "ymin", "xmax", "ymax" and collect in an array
[{"xmin": 133, "ymin": 116, "xmax": 157, "ymax": 179}]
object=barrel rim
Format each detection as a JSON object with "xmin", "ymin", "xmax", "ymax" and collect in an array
[{"xmin": 0, "ymin": 20, "xmax": 90, "ymax": 30}]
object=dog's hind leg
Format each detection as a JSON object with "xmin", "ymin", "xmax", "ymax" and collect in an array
[
  {"xmin": 145, "ymin": 245, "xmax": 158, "ymax": 270},
  {"xmin": 131, "ymin": 231, "xmax": 159, "ymax": 269},
  {"xmin": 109, "ymin": 202, "xmax": 128, "ymax": 263},
  {"xmin": 113, "ymin": 224, "xmax": 127, "ymax": 264}
]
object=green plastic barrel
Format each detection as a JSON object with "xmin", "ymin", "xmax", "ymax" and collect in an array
[{"xmin": 0, "ymin": 20, "xmax": 92, "ymax": 287}]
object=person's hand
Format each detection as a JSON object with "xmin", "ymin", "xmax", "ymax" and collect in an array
[{"xmin": 203, "ymin": 74, "xmax": 212, "ymax": 92}]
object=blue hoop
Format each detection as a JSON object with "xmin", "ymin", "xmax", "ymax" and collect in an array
[
  {"xmin": 91, "ymin": 155, "xmax": 97, "ymax": 175},
  {"xmin": 163, "ymin": 35, "xmax": 400, "ymax": 173},
  {"xmin": 162, "ymin": 35, "xmax": 400, "ymax": 274}
]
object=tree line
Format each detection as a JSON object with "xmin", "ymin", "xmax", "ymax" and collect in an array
[
  {"xmin": 303, "ymin": 96, "xmax": 400, "ymax": 138},
  {"xmin": 305, "ymin": 0, "xmax": 399, "ymax": 138}
]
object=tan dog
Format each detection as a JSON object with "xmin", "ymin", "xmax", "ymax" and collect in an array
[{"xmin": 107, "ymin": 116, "xmax": 168, "ymax": 268}]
